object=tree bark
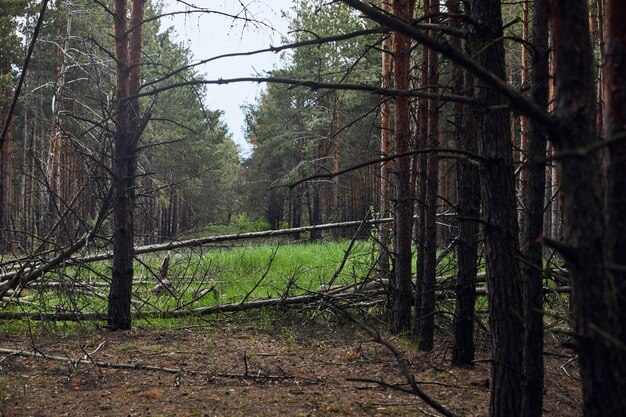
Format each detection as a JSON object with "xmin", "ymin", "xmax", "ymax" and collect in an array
[
  {"xmin": 0, "ymin": 57, "xmax": 14, "ymax": 251},
  {"xmin": 449, "ymin": 0, "xmax": 479, "ymax": 367},
  {"xmin": 389, "ymin": 0, "xmax": 415, "ymax": 335},
  {"xmin": 521, "ymin": 1, "xmax": 549, "ymax": 416},
  {"xmin": 379, "ymin": 0, "xmax": 393, "ymax": 281},
  {"xmin": 548, "ymin": 1, "xmax": 626, "ymax": 415},
  {"xmin": 419, "ymin": 0, "xmax": 439, "ymax": 352},
  {"xmin": 331, "ymin": 91, "xmax": 342, "ymax": 239},
  {"xmin": 469, "ymin": 1, "xmax": 524, "ymax": 415},
  {"xmin": 413, "ymin": 0, "xmax": 429, "ymax": 337},
  {"xmin": 107, "ymin": 0, "xmax": 145, "ymax": 331},
  {"xmin": 602, "ymin": 0, "xmax": 626, "ymax": 411}
]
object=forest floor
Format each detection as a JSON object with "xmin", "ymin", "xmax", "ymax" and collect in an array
[{"xmin": 0, "ymin": 313, "xmax": 581, "ymax": 417}]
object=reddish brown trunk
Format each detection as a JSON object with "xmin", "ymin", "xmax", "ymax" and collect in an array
[
  {"xmin": 389, "ymin": 0, "xmax": 415, "ymax": 335},
  {"xmin": 602, "ymin": 0, "xmax": 626, "ymax": 410},
  {"xmin": 379, "ymin": 0, "xmax": 393, "ymax": 280}
]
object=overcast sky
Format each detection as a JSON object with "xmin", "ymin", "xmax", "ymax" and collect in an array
[{"xmin": 160, "ymin": 0, "xmax": 296, "ymax": 156}]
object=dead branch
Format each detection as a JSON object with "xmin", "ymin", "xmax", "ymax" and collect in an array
[
  {"xmin": 324, "ymin": 301, "xmax": 461, "ymax": 417},
  {"xmin": 0, "ymin": 347, "xmax": 292, "ymax": 381},
  {"xmin": 134, "ymin": 76, "xmax": 476, "ymax": 103},
  {"xmin": 0, "ymin": 187, "xmax": 111, "ymax": 295},
  {"xmin": 0, "ymin": 286, "xmax": 385, "ymax": 321}
]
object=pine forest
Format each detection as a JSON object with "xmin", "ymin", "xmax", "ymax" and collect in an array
[{"xmin": 0, "ymin": 1, "xmax": 624, "ymax": 416}]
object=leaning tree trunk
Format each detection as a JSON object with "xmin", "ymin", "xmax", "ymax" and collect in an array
[
  {"xmin": 107, "ymin": 0, "xmax": 145, "ymax": 331},
  {"xmin": 548, "ymin": 1, "xmax": 626, "ymax": 415},
  {"xmin": 521, "ymin": 1, "xmax": 548, "ymax": 416},
  {"xmin": 389, "ymin": 0, "xmax": 415, "ymax": 335},
  {"xmin": 602, "ymin": 0, "xmax": 626, "ymax": 411},
  {"xmin": 470, "ymin": 1, "xmax": 524, "ymax": 416}
]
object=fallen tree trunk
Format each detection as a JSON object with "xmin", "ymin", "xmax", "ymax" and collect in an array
[
  {"xmin": 0, "ymin": 287, "xmax": 386, "ymax": 321},
  {"xmin": 0, "ymin": 218, "xmax": 391, "ymax": 285},
  {"xmin": 0, "ymin": 284, "xmax": 572, "ymax": 322},
  {"xmin": 0, "ymin": 347, "xmax": 292, "ymax": 381},
  {"xmin": 73, "ymin": 218, "xmax": 394, "ymax": 264}
]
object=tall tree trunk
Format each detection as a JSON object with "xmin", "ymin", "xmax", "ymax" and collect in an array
[
  {"xmin": 290, "ymin": 187, "xmax": 301, "ymax": 240},
  {"xmin": 389, "ymin": 0, "xmax": 415, "ymax": 335},
  {"xmin": 602, "ymin": 0, "xmax": 626, "ymax": 411},
  {"xmin": 107, "ymin": 0, "xmax": 145, "ymax": 331},
  {"xmin": 521, "ymin": 0, "xmax": 548, "ymax": 415},
  {"xmin": 419, "ymin": 0, "xmax": 440, "ymax": 352},
  {"xmin": 469, "ymin": 1, "xmax": 524, "ymax": 416},
  {"xmin": 331, "ymin": 91, "xmax": 341, "ymax": 239},
  {"xmin": 379, "ymin": 1, "xmax": 393, "ymax": 280},
  {"xmin": 413, "ymin": 0, "xmax": 429, "ymax": 337},
  {"xmin": 449, "ymin": 0, "xmax": 479, "ymax": 367},
  {"xmin": 0, "ymin": 57, "xmax": 14, "ymax": 252},
  {"xmin": 548, "ymin": 1, "xmax": 626, "ymax": 415},
  {"xmin": 518, "ymin": 0, "xmax": 530, "ymax": 227}
]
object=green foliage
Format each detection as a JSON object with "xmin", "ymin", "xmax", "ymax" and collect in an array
[
  {"xmin": 242, "ymin": 0, "xmax": 382, "ymax": 225},
  {"xmin": 2, "ymin": 0, "xmax": 245, "ymax": 244}
]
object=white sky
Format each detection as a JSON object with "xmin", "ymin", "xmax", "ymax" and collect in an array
[{"xmin": 160, "ymin": 0, "xmax": 296, "ymax": 156}]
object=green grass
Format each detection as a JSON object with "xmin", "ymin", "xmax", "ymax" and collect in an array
[
  {"xmin": 0, "ymin": 235, "xmax": 488, "ymax": 335},
  {"xmin": 1, "ymin": 239, "xmax": 377, "ymax": 331}
]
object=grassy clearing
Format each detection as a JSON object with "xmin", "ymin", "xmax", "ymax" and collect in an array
[
  {"xmin": 1, "ymin": 236, "xmax": 499, "ymax": 335},
  {"xmin": 4, "ymin": 239, "xmax": 377, "ymax": 322}
]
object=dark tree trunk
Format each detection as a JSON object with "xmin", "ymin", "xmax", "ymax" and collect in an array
[
  {"xmin": 290, "ymin": 187, "xmax": 301, "ymax": 240},
  {"xmin": 419, "ymin": 0, "xmax": 440, "ymax": 352},
  {"xmin": 331, "ymin": 91, "xmax": 341, "ymax": 240},
  {"xmin": 413, "ymin": 0, "xmax": 429, "ymax": 337},
  {"xmin": 267, "ymin": 190, "xmax": 282, "ymax": 230},
  {"xmin": 389, "ymin": 0, "xmax": 415, "ymax": 335},
  {"xmin": 310, "ymin": 184, "xmax": 322, "ymax": 241},
  {"xmin": 107, "ymin": 0, "xmax": 145, "ymax": 331},
  {"xmin": 470, "ymin": 1, "xmax": 524, "ymax": 415},
  {"xmin": 521, "ymin": 1, "xmax": 549, "ymax": 415},
  {"xmin": 602, "ymin": 0, "xmax": 626, "ymax": 411},
  {"xmin": 449, "ymin": 0, "xmax": 480, "ymax": 367},
  {"xmin": 548, "ymin": 1, "xmax": 626, "ymax": 415}
]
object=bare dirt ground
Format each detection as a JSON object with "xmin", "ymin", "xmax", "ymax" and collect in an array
[{"xmin": 0, "ymin": 313, "xmax": 581, "ymax": 417}]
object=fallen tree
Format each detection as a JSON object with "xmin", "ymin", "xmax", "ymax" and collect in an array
[
  {"xmin": 0, "ymin": 283, "xmax": 571, "ymax": 322},
  {"xmin": 0, "ymin": 217, "xmax": 391, "ymax": 288}
]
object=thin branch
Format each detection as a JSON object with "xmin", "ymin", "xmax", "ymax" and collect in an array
[
  {"xmin": 287, "ymin": 147, "xmax": 482, "ymax": 189},
  {"xmin": 0, "ymin": 348, "xmax": 292, "ymax": 381},
  {"xmin": 142, "ymin": 30, "xmax": 385, "ymax": 90},
  {"xmin": 136, "ymin": 77, "xmax": 475, "ymax": 103}
]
